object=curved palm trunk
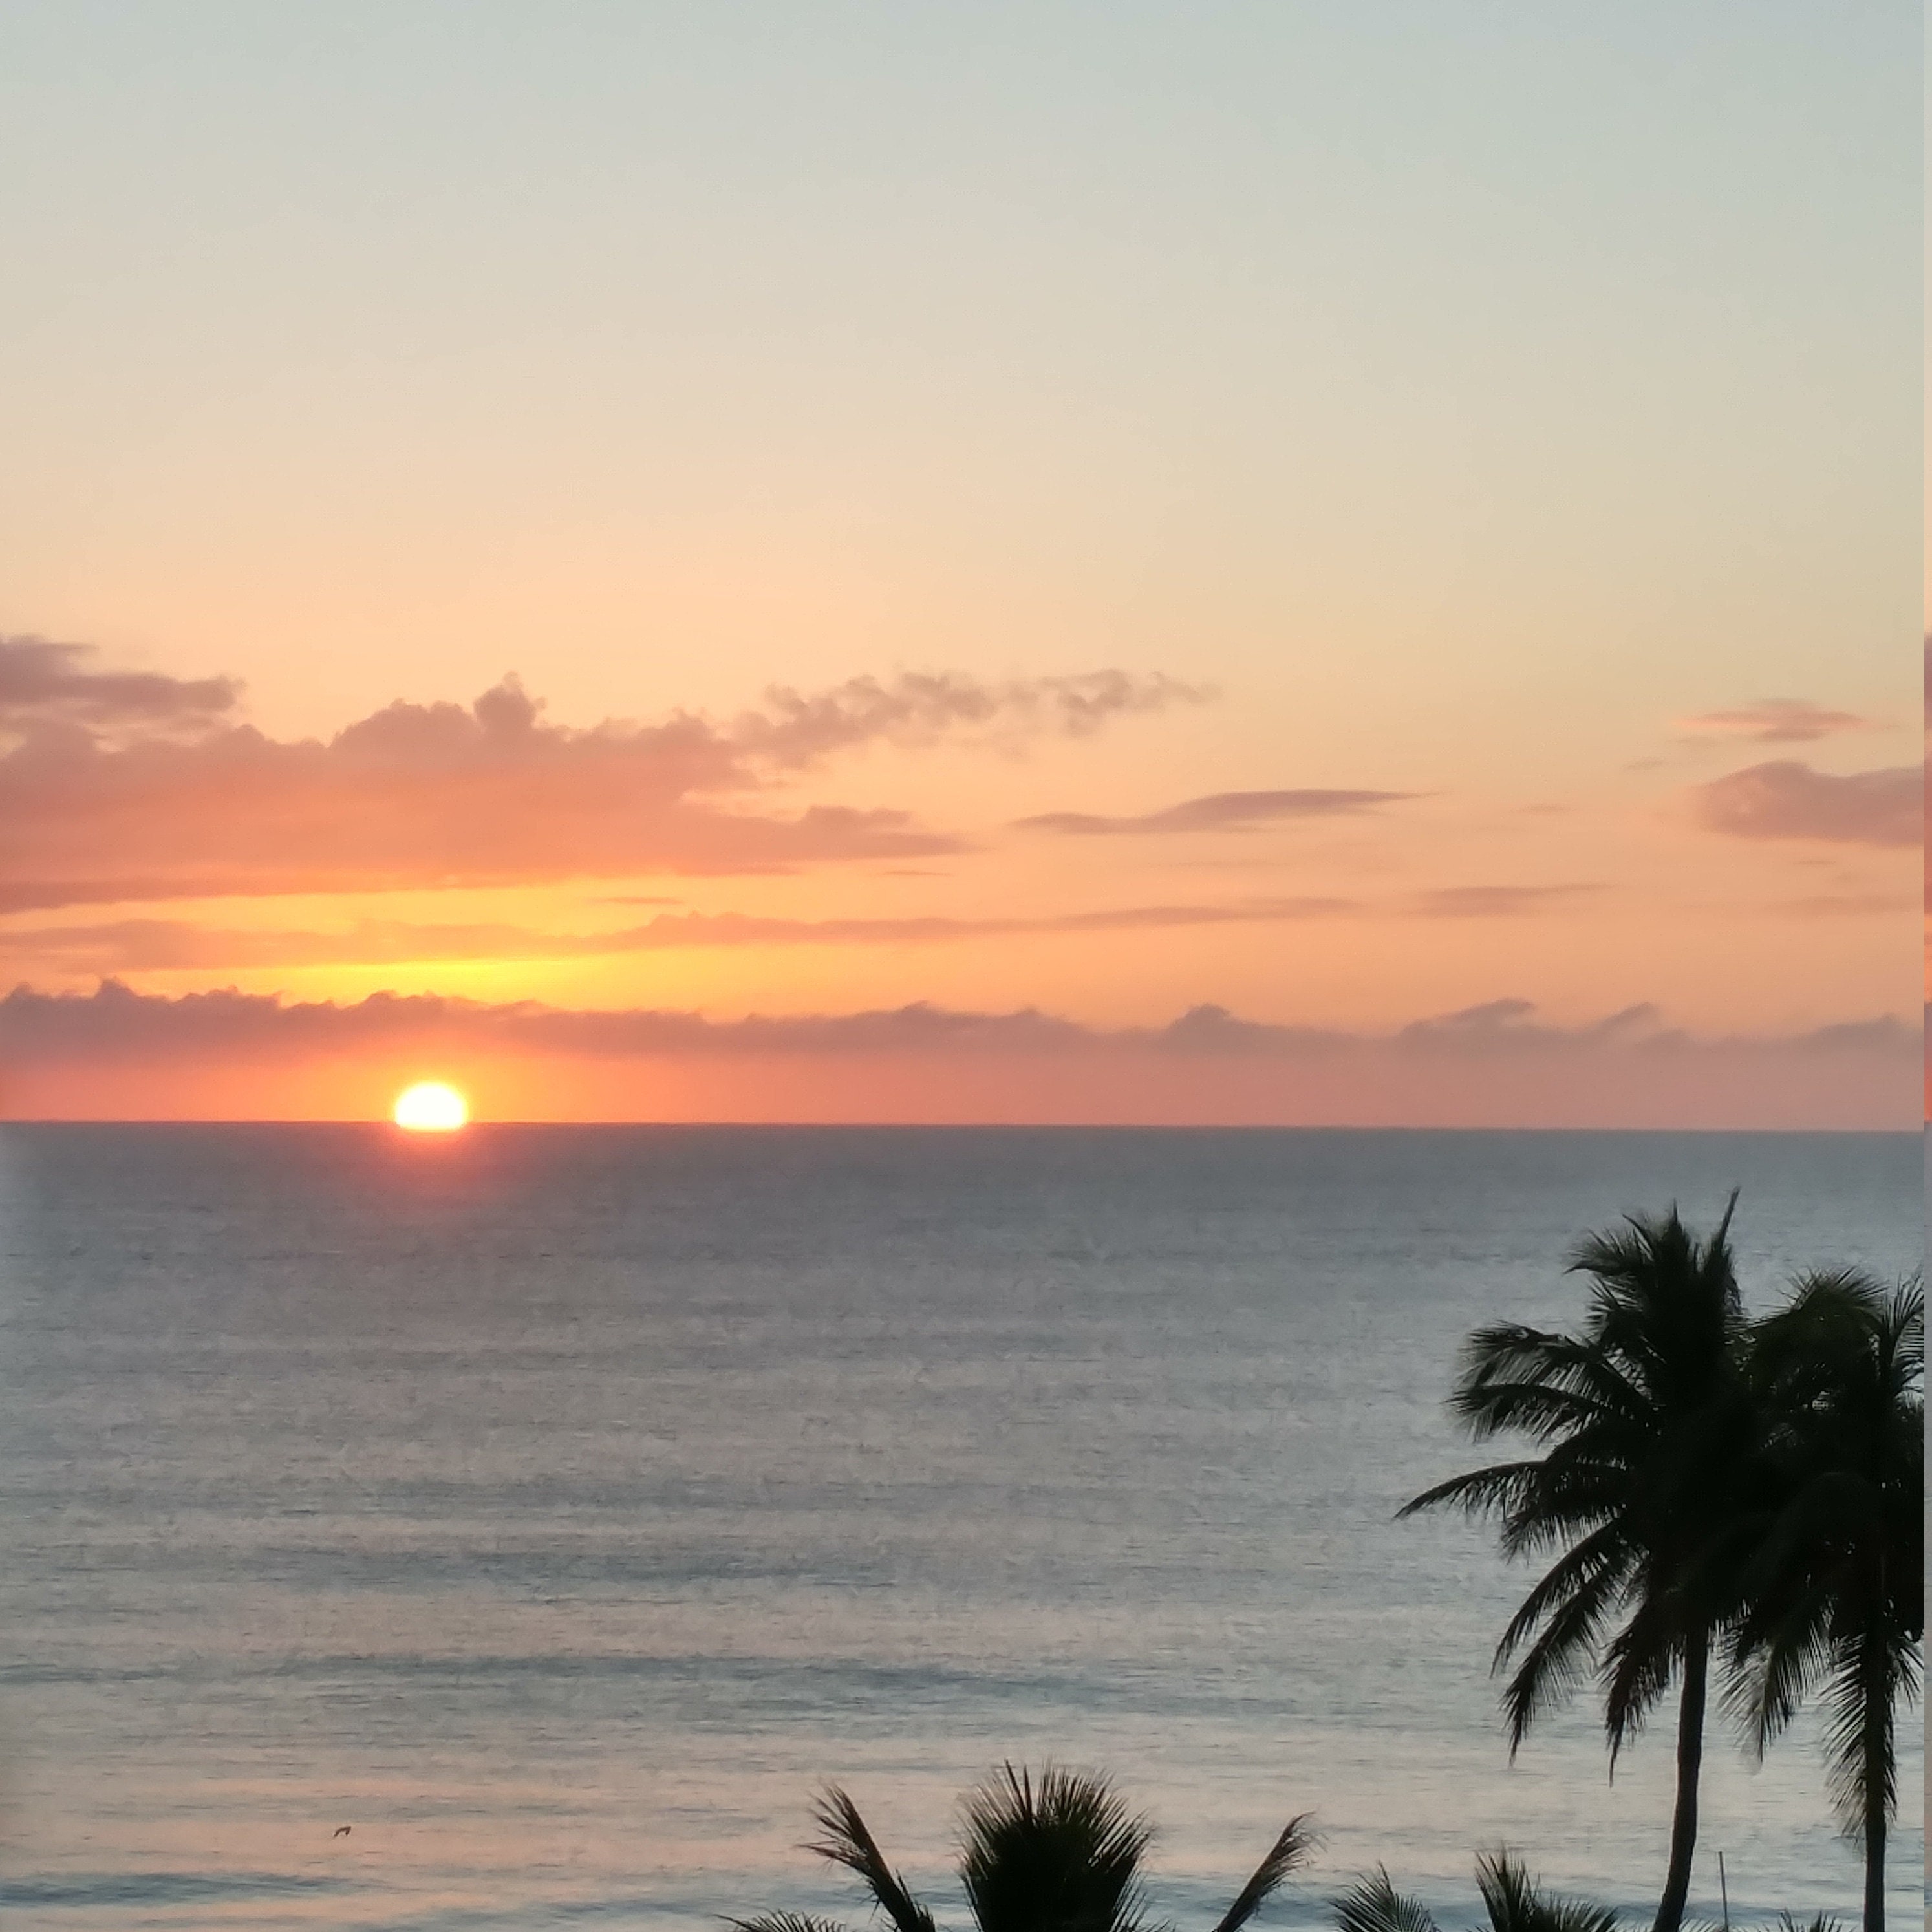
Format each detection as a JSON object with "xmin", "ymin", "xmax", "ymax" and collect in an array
[{"xmin": 1653, "ymin": 1627, "xmax": 1707, "ymax": 1932}]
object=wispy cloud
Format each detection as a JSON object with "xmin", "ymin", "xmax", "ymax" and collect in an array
[
  {"xmin": 735, "ymin": 669, "xmax": 1206, "ymax": 764},
  {"xmin": 0, "ymin": 652, "xmax": 1197, "ymax": 910},
  {"xmin": 1690, "ymin": 760, "xmax": 1921, "ymax": 848},
  {"xmin": 1673, "ymin": 698, "xmax": 1871, "ymax": 744},
  {"xmin": 1014, "ymin": 788, "xmax": 1413, "ymax": 837}
]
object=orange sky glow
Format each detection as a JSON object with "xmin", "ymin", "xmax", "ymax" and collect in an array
[{"xmin": 0, "ymin": 643, "xmax": 1916, "ymax": 1125}]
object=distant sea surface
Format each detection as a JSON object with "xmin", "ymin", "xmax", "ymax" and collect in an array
[{"xmin": 0, "ymin": 1126, "xmax": 1921, "ymax": 1932}]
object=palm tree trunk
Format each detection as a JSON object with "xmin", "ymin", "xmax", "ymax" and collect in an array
[
  {"xmin": 1861, "ymin": 1639, "xmax": 1887, "ymax": 1932},
  {"xmin": 1653, "ymin": 1627, "xmax": 1708, "ymax": 1932},
  {"xmin": 1862, "ymin": 1791, "xmax": 1885, "ymax": 1932}
]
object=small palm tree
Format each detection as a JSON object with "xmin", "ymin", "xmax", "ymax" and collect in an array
[
  {"xmin": 1399, "ymin": 1198, "xmax": 1755, "ymax": 1932},
  {"xmin": 733, "ymin": 1765, "xmax": 1314, "ymax": 1932},
  {"xmin": 1729, "ymin": 1271, "xmax": 1924, "ymax": 1932},
  {"xmin": 1333, "ymin": 1852, "xmax": 1617, "ymax": 1932}
]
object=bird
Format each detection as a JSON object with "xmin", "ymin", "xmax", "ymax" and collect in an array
[{"xmin": 332, "ymin": 1826, "xmax": 352, "ymax": 1838}]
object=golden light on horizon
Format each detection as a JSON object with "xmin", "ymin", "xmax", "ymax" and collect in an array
[{"xmin": 392, "ymin": 1081, "xmax": 469, "ymax": 1132}]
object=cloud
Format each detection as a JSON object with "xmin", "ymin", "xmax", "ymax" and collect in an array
[
  {"xmin": 1, "ymin": 980, "xmax": 1900, "ymax": 1067},
  {"xmin": 1673, "ymin": 698, "xmax": 1871, "ymax": 744},
  {"xmin": 1770, "ymin": 893, "xmax": 1918, "ymax": 918},
  {"xmin": 0, "ymin": 884, "xmax": 1614, "ymax": 974},
  {"xmin": 1014, "ymin": 788, "xmax": 1413, "ymax": 836},
  {"xmin": 0, "ymin": 656, "xmax": 1196, "ymax": 910},
  {"xmin": 1, "ymin": 982, "xmax": 1914, "ymax": 1128},
  {"xmin": 0, "ymin": 636, "xmax": 242, "ymax": 738},
  {"xmin": 0, "ymin": 897, "xmax": 1364, "ymax": 973},
  {"xmin": 1690, "ymin": 761, "xmax": 1922, "ymax": 848},
  {"xmin": 1404, "ymin": 885, "xmax": 1598, "ymax": 917},
  {"xmin": 734, "ymin": 669, "xmax": 1206, "ymax": 764}
]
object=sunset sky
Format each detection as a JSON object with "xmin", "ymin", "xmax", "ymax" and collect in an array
[{"xmin": 0, "ymin": 3, "xmax": 1919, "ymax": 1124}]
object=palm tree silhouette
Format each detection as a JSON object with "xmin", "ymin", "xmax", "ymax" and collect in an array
[
  {"xmin": 733, "ymin": 1765, "xmax": 1313, "ymax": 1932},
  {"xmin": 1728, "ymin": 1270, "xmax": 1923, "ymax": 1932},
  {"xmin": 1399, "ymin": 1197, "xmax": 1754, "ymax": 1932},
  {"xmin": 1333, "ymin": 1852, "xmax": 1618, "ymax": 1932}
]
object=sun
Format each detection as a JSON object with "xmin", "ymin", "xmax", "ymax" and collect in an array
[{"xmin": 392, "ymin": 1081, "xmax": 469, "ymax": 1132}]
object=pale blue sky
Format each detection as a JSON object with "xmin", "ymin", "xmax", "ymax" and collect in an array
[{"xmin": 1, "ymin": 3, "xmax": 1914, "ymax": 730}]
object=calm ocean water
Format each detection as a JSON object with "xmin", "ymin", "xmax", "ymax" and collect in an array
[{"xmin": 0, "ymin": 1126, "xmax": 1920, "ymax": 1932}]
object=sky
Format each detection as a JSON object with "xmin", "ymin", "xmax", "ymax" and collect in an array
[{"xmin": 0, "ymin": 2, "xmax": 1920, "ymax": 1124}]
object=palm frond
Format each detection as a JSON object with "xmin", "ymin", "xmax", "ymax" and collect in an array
[
  {"xmin": 1331, "ymin": 1868, "xmax": 1439, "ymax": 1932},
  {"xmin": 810, "ymin": 1787, "xmax": 939, "ymax": 1932},
  {"xmin": 730, "ymin": 1915, "xmax": 853, "ymax": 1932},
  {"xmin": 958, "ymin": 1763, "xmax": 1154, "ymax": 1932},
  {"xmin": 1599, "ymin": 1597, "xmax": 1691, "ymax": 1763},
  {"xmin": 1399, "ymin": 1459, "xmax": 1547, "ymax": 1522},
  {"xmin": 1884, "ymin": 1274, "xmax": 1924, "ymax": 1383},
  {"xmin": 1474, "ymin": 1852, "xmax": 1618, "ymax": 1932},
  {"xmin": 1817, "ymin": 1629, "xmax": 1900, "ymax": 1838},
  {"xmin": 1498, "ymin": 1558, "xmax": 1623, "ymax": 1752},
  {"xmin": 1725, "ymin": 1570, "xmax": 1837, "ymax": 1754},
  {"xmin": 1450, "ymin": 1330, "xmax": 1648, "ymax": 1444},
  {"xmin": 1732, "ymin": 1263, "xmax": 1925, "ymax": 1862},
  {"xmin": 1494, "ymin": 1525, "xmax": 1629, "ymax": 1665},
  {"xmin": 1206, "ymin": 1815, "xmax": 1316, "ymax": 1932}
]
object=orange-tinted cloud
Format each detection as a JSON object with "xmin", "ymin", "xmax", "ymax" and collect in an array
[
  {"xmin": 1691, "ymin": 760, "xmax": 1921, "ymax": 848},
  {"xmin": 2, "ymin": 982, "xmax": 1913, "ymax": 1128},
  {"xmin": 1014, "ymin": 788, "xmax": 1413, "ymax": 836},
  {"xmin": 0, "ymin": 899, "xmax": 1360, "ymax": 972},
  {"xmin": 1673, "ymin": 698, "xmax": 1870, "ymax": 744},
  {"xmin": 0, "ymin": 653, "xmax": 1196, "ymax": 910},
  {"xmin": 1, "ymin": 884, "xmax": 1614, "ymax": 974}
]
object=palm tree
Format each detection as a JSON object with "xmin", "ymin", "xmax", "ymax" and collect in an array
[
  {"xmin": 1399, "ymin": 1198, "xmax": 1755, "ymax": 1932},
  {"xmin": 733, "ymin": 1765, "xmax": 1314, "ymax": 1932},
  {"xmin": 1728, "ymin": 1271, "xmax": 1924, "ymax": 1932},
  {"xmin": 1333, "ymin": 1852, "xmax": 1617, "ymax": 1932}
]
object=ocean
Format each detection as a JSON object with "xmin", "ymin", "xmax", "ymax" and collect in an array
[{"xmin": 0, "ymin": 1125, "xmax": 1920, "ymax": 1931}]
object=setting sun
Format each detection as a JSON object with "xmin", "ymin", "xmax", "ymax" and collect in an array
[{"xmin": 392, "ymin": 1081, "xmax": 469, "ymax": 1132}]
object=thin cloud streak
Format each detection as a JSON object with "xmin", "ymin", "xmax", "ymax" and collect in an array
[
  {"xmin": 1404, "ymin": 885, "xmax": 1599, "ymax": 917},
  {"xmin": 0, "ymin": 899, "xmax": 1357, "ymax": 972},
  {"xmin": 1769, "ymin": 893, "xmax": 1918, "ymax": 918},
  {"xmin": 1673, "ymin": 698, "xmax": 1871, "ymax": 744},
  {"xmin": 0, "ymin": 885, "xmax": 1608, "ymax": 972},
  {"xmin": 1014, "ymin": 788, "xmax": 1414, "ymax": 836}
]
